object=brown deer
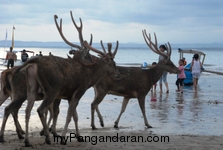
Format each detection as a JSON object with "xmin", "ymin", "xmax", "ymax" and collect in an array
[
  {"xmin": 0, "ymin": 11, "xmax": 93, "ymax": 143},
  {"xmin": 8, "ymin": 14, "xmax": 119, "ymax": 147},
  {"xmin": 89, "ymin": 30, "xmax": 180, "ymax": 130},
  {"xmin": 0, "ymin": 67, "xmax": 61, "ymax": 141}
]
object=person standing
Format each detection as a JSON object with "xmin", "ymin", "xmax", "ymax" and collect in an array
[
  {"xmin": 21, "ymin": 49, "xmax": 29, "ymax": 63},
  {"xmin": 6, "ymin": 47, "xmax": 16, "ymax": 69},
  {"xmin": 176, "ymin": 59, "xmax": 186, "ymax": 93},
  {"xmin": 151, "ymin": 62, "xmax": 157, "ymax": 91},
  {"xmin": 39, "ymin": 51, "xmax": 43, "ymax": 56},
  {"xmin": 190, "ymin": 54, "xmax": 202, "ymax": 92},
  {"xmin": 158, "ymin": 45, "xmax": 169, "ymax": 93}
]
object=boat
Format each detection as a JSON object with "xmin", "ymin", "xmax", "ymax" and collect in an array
[{"xmin": 178, "ymin": 48, "xmax": 206, "ymax": 85}]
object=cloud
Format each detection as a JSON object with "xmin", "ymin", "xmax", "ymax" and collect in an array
[{"xmin": 0, "ymin": 0, "xmax": 222, "ymax": 44}]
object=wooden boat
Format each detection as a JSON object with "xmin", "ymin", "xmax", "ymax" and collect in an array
[{"xmin": 178, "ymin": 48, "xmax": 206, "ymax": 85}]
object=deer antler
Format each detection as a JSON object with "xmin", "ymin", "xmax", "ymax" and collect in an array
[
  {"xmin": 165, "ymin": 42, "xmax": 171, "ymax": 57},
  {"xmin": 83, "ymin": 40, "xmax": 119, "ymax": 58},
  {"xmin": 54, "ymin": 11, "xmax": 93, "ymax": 50},
  {"xmin": 54, "ymin": 15, "xmax": 81, "ymax": 49},
  {"xmin": 70, "ymin": 11, "xmax": 93, "ymax": 48},
  {"xmin": 142, "ymin": 29, "xmax": 171, "ymax": 58}
]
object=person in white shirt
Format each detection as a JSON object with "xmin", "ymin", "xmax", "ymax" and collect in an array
[
  {"xmin": 158, "ymin": 45, "xmax": 169, "ymax": 93},
  {"xmin": 190, "ymin": 54, "xmax": 202, "ymax": 92}
]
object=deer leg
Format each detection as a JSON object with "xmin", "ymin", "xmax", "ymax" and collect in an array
[
  {"xmin": 24, "ymin": 100, "xmax": 35, "ymax": 147},
  {"xmin": 61, "ymin": 90, "xmax": 85, "ymax": 145},
  {"xmin": 0, "ymin": 100, "xmax": 23, "ymax": 142},
  {"xmin": 114, "ymin": 97, "xmax": 130, "ymax": 128},
  {"xmin": 40, "ymin": 109, "xmax": 48, "ymax": 136},
  {"xmin": 47, "ymin": 104, "xmax": 53, "ymax": 130},
  {"xmin": 96, "ymin": 106, "xmax": 104, "ymax": 127},
  {"xmin": 91, "ymin": 91, "xmax": 106, "ymax": 130},
  {"xmin": 50, "ymin": 99, "xmax": 61, "ymax": 137},
  {"xmin": 11, "ymin": 107, "xmax": 25, "ymax": 139},
  {"xmin": 60, "ymin": 100, "xmax": 73, "ymax": 145},
  {"xmin": 37, "ymin": 95, "xmax": 57, "ymax": 145},
  {"xmin": 137, "ymin": 97, "xmax": 152, "ymax": 128},
  {"xmin": 72, "ymin": 97, "xmax": 85, "ymax": 142}
]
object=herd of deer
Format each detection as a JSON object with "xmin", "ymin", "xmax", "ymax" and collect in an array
[{"xmin": 0, "ymin": 11, "xmax": 180, "ymax": 147}]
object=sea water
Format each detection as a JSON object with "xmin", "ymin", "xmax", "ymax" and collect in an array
[
  {"xmin": 0, "ymin": 46, "xmax": 222, "ymax": 71},
  {"xmin": 0, "ymin": 46, "xmax": 223, "ymax": 136}
]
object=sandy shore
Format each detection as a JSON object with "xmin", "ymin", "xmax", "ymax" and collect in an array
[{"xmin": 0, "ymin": 129, "xmax": 223, "ymax": 150}]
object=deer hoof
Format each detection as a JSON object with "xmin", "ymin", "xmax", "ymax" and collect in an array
[
  {"xmin": 60, "ymin": 139, "xmax": 67, "ymax": 145},
  {"xmin": 77, "ymin": 136, "xmax": 84, "ymax": 142},
  {"xmin": 147, "ymin": 125, "xmax": 153, "ymax": 128},
  {"xmin": 40, "ymin": 130, "xmax": 44, "ymax": 136},
  {"xmin": 20, "ymin": 129, "xmax": 25, "ymax": 134},
  {"xmin": 45, "ymin": 138, "xmax": 51, "ymax": 145},
  {"xmin": 114, "ymin": 124, "xmax": 119, "ymax": 128},
  {"xmin": 100, "ymin": 122, "xmax": 104, "ymax": 127},
  {"xmin": 18, "ymin": 133, "xmax": 24, "ymax": 139},
  {"xmin": 24, "ymin": 139, "xmax": 32, "ymax": 147},
  {"xmin": 0, "ymin": 136, "xmax": 5, "ymax": 143},
  {"xmin": 91, "ymin": 125, "xmax": 98, "ymax": 130},
  {"xmin": 92, "ymin": 127, "xmax": 98, "ymax": 130}
]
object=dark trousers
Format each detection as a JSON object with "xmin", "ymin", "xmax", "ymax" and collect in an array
[
  {"xmin": 7, "ymin": 59, "xmax": 14, "ymax": 69},
  {"xmin": 176, "ymin": 78, "xmax": 184, "ymax": 86}
]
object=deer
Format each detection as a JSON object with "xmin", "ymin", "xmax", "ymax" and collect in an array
[
  {"xmin": 89, "ymin": 30, "xmax": 180, "ymax": 130},
  {"xmin": 0, "ymin": 66, "xmax": 62, "ymax": 141},
  {"xmin": 4, "ymin": 12, "xmax": 120, "ymax": 147}
]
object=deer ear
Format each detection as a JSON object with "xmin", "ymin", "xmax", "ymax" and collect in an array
[{"xmin": 69, "ymin": 50, "xmax": 76, "ymax": 55}]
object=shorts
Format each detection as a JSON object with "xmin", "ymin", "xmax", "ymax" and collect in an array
[
  {"xmin": 7, "ymin": 59, "xmax": 14, "ymax": 68},
  {"xmin": 176, "ymin": 78, "xmax": 184, "ymax": 86},
  {"xmin": 159, "ymin": 72, "xmax": 167, "ymax": 84},
  {"xmin": 192, "ymin": 72, "xmax": 201, "ymax": 79}
]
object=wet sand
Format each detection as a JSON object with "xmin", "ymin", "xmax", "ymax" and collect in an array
[{"xmin": 0, "ymin": 72, "xmax": 223, "ymax": 149}]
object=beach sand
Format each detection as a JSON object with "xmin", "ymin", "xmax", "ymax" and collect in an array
[
  {"xmin": 0, "ymin": 71, "xmax": 223, "ymax": 150},
  {"xmin": 0, "ymin": 129, "xmax": 223, "ymax": 150}
]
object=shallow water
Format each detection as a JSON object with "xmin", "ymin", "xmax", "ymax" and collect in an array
[
  {"xmin": 0, "ymin": 73, "xmax": 222, "ymax": 136},
  {"xmin": 0, "ymin": 46, "xmax": 222, "ymax": 137}
]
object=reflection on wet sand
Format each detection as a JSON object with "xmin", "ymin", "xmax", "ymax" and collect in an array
[
  {"xmin": 189, "ymin": 92, "xmax": 202, "ymax": 122},
  {"xmin": 150, "ymin": 92, "xmax": 169, "ymax": 124},
  {"xmin": 0, "ymin": 75, "xmax": 223, "ymax": 137}
]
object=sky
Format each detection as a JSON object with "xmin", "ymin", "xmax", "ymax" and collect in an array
[{"xmin": 0, "ymin": 0, "xmax": 223, "ymax": 44}]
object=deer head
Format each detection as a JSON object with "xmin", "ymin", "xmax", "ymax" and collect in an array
[
  {"xmin": 83, "ymin": 40, "xmax": 118, "ymax": 63},
  {"xmin": 142, "ymin": 29, "xmax": 180, "ymax": 74},
  {"xmin": 83, "ymin": 40, "xmax": 120, "ymax": 77}
]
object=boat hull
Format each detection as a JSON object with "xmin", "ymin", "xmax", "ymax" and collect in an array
[{"xmin": 184, "ymin": 63, "xmax": 193, "ymax": 85}]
